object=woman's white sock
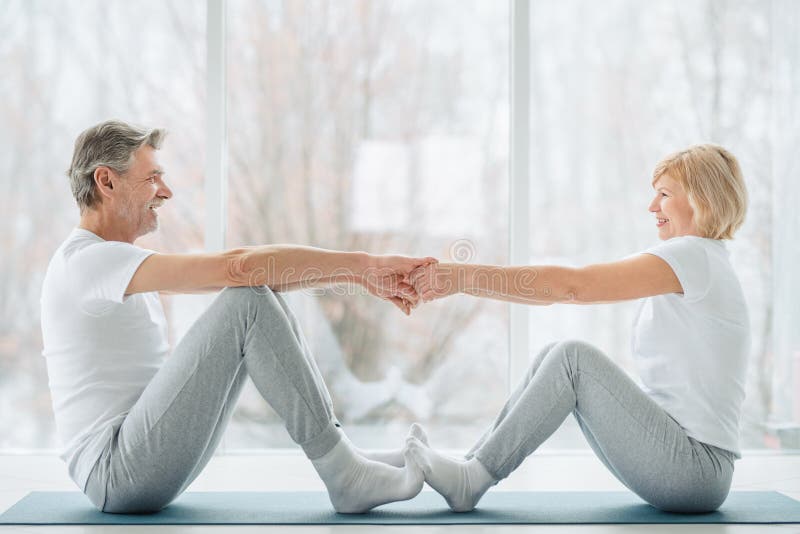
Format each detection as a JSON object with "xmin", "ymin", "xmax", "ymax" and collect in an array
[{"xmin": 404, "ymin": 436, "xmax": 495, "ymax": 512}]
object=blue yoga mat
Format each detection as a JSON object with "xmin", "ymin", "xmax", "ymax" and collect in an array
[{"xmin": 2, "ymin": 491, "xmax": 799, "ymax": 525}]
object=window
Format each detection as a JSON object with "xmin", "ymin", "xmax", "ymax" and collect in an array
[
  {"xmin": 523, "ymin": 0, "xmax": 800, "ymax": 450},
  {"xmin": 223, "ymin": 0, "xmax": 510, "ymax": 449},
  {"xmin": 0, "ymin": 0, "xmax": 205, "ymax": 449},
  {"xmin": 1, "ymin": 0, "xmax": 797, "ymax": 453}
]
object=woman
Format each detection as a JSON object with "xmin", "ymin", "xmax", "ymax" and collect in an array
[{"xmin": 405, "ymin": 144, "xmax": 750, "ymax": 513}]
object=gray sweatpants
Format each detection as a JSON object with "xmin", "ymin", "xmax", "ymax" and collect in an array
[
  {"xmin": 85, "ymin": 286, "xmax": 343, "ymax": 513},
  {"xmin": 466, "ymin": 339, "xmax": 737, "ymax": 513}
]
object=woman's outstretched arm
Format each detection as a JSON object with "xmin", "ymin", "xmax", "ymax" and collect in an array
[{"xmin": 408, "ymin": 253, "xmax": 682, "ymax": 305}]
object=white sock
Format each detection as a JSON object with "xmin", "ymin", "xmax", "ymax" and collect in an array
[
  {"xmin": 409, "ymin": 422, "xmax": 429, "ymax": 444},
  {"xmin": 353, "ymin": 423, "xmax": 430, "ymax": 467},
  {"xmin": 404, "ymin": 436, "xmax": 496, "ymax": 512},
  {"xmin": 312, "ymin": 437, "xmax": 424, "ymax": 513}
]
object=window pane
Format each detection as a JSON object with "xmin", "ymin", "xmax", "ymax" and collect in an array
[
  {"xmin": 526, "ymin": 0, "xmax": 798, "ymax": 450},
  {"xmin": 0, "ymin": 0, "xmax": 205, "ymax": 448},
  {"xmin": 226, "ymin": 0, "xmax": 509, "ymax": 449}
]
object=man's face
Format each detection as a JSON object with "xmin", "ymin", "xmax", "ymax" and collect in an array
[{"xmin": 116, "ymin": 145, "xmax": 172, "ymax": 239}]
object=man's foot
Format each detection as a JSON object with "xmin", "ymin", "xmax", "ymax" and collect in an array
[
  {"xmin": 404, "ymin": 436, "xmax": 495, "ymax": 512},
  {"xmin": 352, "ymin": 423, "xmax": 430, "ymax": 467},
  {"xmin": 312, "ymin": 438, "xmax": 424, "ymax": 513}
]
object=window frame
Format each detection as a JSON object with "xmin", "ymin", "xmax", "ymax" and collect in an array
[{"xmin": 199, "ymin": 0, "xmax": 796, "ymax": 454}]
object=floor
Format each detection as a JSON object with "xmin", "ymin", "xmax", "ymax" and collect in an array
[{"xmin": 1, "ymin": 451, "xmax": 799, "ymax": 533}]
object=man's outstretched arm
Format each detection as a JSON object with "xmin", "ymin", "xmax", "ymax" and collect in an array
[{"xmin": 125, "ymin": 245, "xmax": 435, "ymax": 313}]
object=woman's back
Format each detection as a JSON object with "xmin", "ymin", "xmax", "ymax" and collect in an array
[{"xmin": 632, "ymin": 235, "xmax": 750, "ymax": 457}]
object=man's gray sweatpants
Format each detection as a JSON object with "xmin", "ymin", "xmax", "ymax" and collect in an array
[
  {"xmin": 466, "ymin": 340, "xmax": 737, "ymax": 513},
  {"xmin": 84, "ymin": 286, "xmax": 343, "ymax": 513}
]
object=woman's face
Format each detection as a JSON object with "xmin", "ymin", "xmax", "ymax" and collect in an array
[{"xmin": 648, "ymin": 173, "xmax": 701, "ymax": 240}]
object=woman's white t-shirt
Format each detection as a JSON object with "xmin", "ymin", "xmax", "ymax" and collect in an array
[
  {"xmin": 40, "ymin": 228, "xmax": 168, "ymax": 490},
  {"xmin": 632, "ymin": 235, "xmax": 750, "ymax": 458}
]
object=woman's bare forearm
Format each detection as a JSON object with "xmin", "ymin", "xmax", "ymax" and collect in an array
[{"xmin": 451, "ymin": 263, "xmax": 577, "ymax": 305}]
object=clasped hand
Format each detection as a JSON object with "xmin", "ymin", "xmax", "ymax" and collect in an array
[{"xmin": 363, "ymin": 255, "xmax": 456, "ymax": 315}]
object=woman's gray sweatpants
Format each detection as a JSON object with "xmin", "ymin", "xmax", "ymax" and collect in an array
[
  {"xmin": 84, "ymin": 286, "xmax": 343, "ymax": 513},
  {"xmin": 466, "ymin": 339, "xmax": 737, "ymax": 513}
]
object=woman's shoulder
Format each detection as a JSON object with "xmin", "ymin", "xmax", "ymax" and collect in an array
[
  {"xmin": 662, "ymin": 235, "xmax": 724, "ymax": 247},
  {"xmin": 646, "ymin": 235, "xmax": 728, "ymax": 259}
]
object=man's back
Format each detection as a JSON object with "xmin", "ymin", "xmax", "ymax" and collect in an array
[{"xmin": 40, "ymin": 227, "xmax": 168, "ymax": 490}]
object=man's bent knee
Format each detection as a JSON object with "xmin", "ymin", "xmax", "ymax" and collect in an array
[
  {"xmin": 215, "ymin": 285, "xmax": 281, "ymax": 311},
  {"xmin": 219, "ymin": 285, "xmax": 274, "ymax": 300}
]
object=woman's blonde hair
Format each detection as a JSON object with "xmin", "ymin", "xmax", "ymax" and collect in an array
[{"xmin": 652, "ymin": 144, "xmax": 748, "ymax": 240}]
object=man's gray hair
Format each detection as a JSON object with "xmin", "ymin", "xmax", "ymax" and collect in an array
[{"xmin": 67, "ymin": 119, "xmax": 166, "ymax": 213}]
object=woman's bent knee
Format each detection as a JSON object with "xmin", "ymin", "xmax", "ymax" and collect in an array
[
  {"xmin": 545, "ymin": 339, "xmax": 602, "ymax": 368},
  {"xmin": 555, "ymin": 339, "xmax": 602, "ymax": 357},
  {"xmin": 551, "ymin": 339, "xmax": 616, "ymax": 372}
]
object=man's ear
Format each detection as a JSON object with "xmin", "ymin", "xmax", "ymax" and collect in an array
[{"xmin": 93, "ymin": 166, "xmax": 116, "ymax": 201}]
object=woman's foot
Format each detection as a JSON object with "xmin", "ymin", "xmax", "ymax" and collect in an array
[
  {"xmin": 404, "ymin": 436, "xmax": 495, "ymax": 512},
  {"xmin": 352, "ymin": 423, "xmax": 430, "ymax": 467},
  {"xmin": 408, "ymin": 422, "xmax": 429, "ymax": 444},
  {"xmin": 312, "ymin": 438, "xmax": 424, "ymax": 513}
]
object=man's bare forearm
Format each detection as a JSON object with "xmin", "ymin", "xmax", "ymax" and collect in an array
[
  {"xmin": 225, "ymin": 245, "xmax": 368, "ymax": 289},
  {"xmin": 270, "ymin": 273, "xmax": 363, "ymax": 292}
]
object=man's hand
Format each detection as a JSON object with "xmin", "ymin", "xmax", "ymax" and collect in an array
[
  {"xmin": 361, "ymin": 254, "xmax": 438, "ymax": 315},
  {"xmin": 407, "ymin": 262, "xmax": 461, "ymax": 303}
]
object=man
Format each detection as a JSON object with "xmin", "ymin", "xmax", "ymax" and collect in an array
[{"xmin": 40, "ymin": 119, "xmax": 435, "ymax": 514}]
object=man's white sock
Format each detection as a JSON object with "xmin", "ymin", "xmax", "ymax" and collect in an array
[{"xmin": 312, "ymin": 437, "xmax": 424, "ymax": 513}]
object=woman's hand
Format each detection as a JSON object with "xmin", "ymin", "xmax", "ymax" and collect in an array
[
  {"xmin": 407, "ymin": 262, "xmax": 461, "ymax": 303},
  {"xmin": 361, "ymin": 254, "xmax": 438, "ymax": 315}
]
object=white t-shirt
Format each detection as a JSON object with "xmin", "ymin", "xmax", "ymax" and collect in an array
[
  {"xmin": 40, "ymin": 228, "xmax": 168, "ymax": 490},
  {"xmin": 632, "ymin": 236, "xmax": 750, "ymax": 458}
]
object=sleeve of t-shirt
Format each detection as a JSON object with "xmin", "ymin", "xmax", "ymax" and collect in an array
[
  {"xmin": 66, "ymin": 241, "xmax": 156, "ymax": 312},
  {"xmin": 641, "ymin": 237, "xmax": 711, "ymax": 303}
]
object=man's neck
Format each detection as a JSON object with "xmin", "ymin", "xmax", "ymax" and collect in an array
[{"xmin": 78, "ymin": 210, "xmax": 136, "ymax": 244}]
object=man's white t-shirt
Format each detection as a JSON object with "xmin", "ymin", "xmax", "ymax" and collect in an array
[
  {"xmin": 632, "ymin": 236, "xmax": 750, "ymax": 458},
  {"xmin": 40, "ymin": 228, "xmax": 168, "ymax": 490}
]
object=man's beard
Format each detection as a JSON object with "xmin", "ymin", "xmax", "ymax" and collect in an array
[
  {"xmin": 142, "ymin": 204, "xmax": 158, "ymax": 234},
  {"xmin": 120, "ymin": 200, "xmax": 157, "ymax": 237},
  {"xmin": 145, "ymin": 211, "xmax": 158, "ymax": 233}
]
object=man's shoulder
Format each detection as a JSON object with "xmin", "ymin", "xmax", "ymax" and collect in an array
[
  {"xmin": 44, "ymin": 230, "xmax": 107, "ymax": 286},
  {"xmin": 61, "ymin": 229, "xmax": 151, "ymax": 264},
  {"xmin": 58, "ymin": 228, "xmax": 100, "ymax": 256}
]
